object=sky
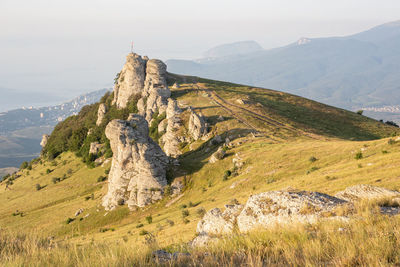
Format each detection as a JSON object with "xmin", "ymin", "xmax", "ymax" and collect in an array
[{"xmin": 0, "ymin": 0, "xmax": 399, "ymax": 111}]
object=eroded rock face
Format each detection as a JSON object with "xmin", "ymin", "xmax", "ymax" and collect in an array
[
  {"xmin": 89, "ymin": 142, "xmax": 103, "ymax": 155},
  {"xmin": 139, "ymin": 59, "xmax": 171, "ymax": 122},
  {"xmin": 40, "ymin": 134, "xmax": 49, "ymax": 147},
  {"xmin": 188, "ymin": 108, "xmax": 208, "ymax": 140},
  {"xmin": 160, "ymin": 99, "xmax": 183, "ymax": 157},
  {"xmin": 335, "ymin": 184, "xmax": 400, "ymax": 201},
  {"xmin": 113, "ymin": 53, "xmax": 147, "ymax": 108},
  {"xmin": 102, "ymin": 114, "xmax": 168, "ymax": 210},
  {"xmin": 96, "ymin": 103, "xmax": 107, "ymax": 126}
]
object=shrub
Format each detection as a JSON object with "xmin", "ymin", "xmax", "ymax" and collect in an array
[
  {"xmin": 388, "ymin": 139, "xmax": 396, "ymax": 145},
  {"xmin": 196, "ymin": 207, "xmax": 206, "ymax": 218},
  {"xmin": 183, "ymin": 218, "xmax": 190, "ymax": 224},
  {"xmin": 223, "ymin": 170, "xmax": 231, "ymax": 181},
  {"xmin": 382, "ymin": 150, "xmax": 388, "ymax": 154},
  {"xmin": 117, "ymin": 199, "xmax": 124, "ymax": 206},
  {"xmin": 164, "ymin": 185, "xmax": 172, "ymax": 196},
  {"xmin": 145, "ymin": 215, "xmax": 153, "ymax": 224},
  {"xmin": 306, "ymin": 167, "xmax": 319, "ymax": 174},
  {"xmin": 52, "ymin": 177, "xmax": 61, "ymax": 184},
  {"xmin": 166, "ymin": 219, "xmax": 174, "ymax": 226},
  {"xmin": 66, "ymin": 217, "xmax": 75, "ymax": 224},
  {"xmin": 139, "ymin": 230, "xmax": 149, "ymax": 236},
  {"xmin": 97, "ymin": 176, "xmax": 107, "ymax": 182},
  {"xmin": 182, "ymin": 209, "xmax": 189, "ymax": 218},
  {"xmin": 355, "ymin": 152, "xmax": 363, "ymax": 160},
  {"xmin": 385, "ymin": 121, "xmax": 399, "ymax": 127},
  {"xmin": 105, "ymin": 168, "xmax": 110, "ymax": 175},
  {"xmin": 27, "ymin": 165, "xmax": 32, "ymax": 170},
  {"xmin": 180, "ymin": 204, "xmax": 187, "ymax": 209},
  {"xmin": 356, "ymin": 110, "xmax": 363, "ymax": 115},
  {"xmin": 20, "ymin": 161, "xmax": 29, "ymax": 170},
  {"xmin": 136, "ymin": 223, "xmax": 144, "ymax": 228},
  {"xmin": 309, "ymin": 156, "xmax": 317, "ymax": 162},
  {"xmin": 46, "ymin": 169, "xmax": 51, "ymax": 174},
  {"xmin": 35, "ymin": 184, "xmax": 42, "ymax": 191}
]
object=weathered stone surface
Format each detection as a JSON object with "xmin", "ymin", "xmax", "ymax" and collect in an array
[
  {"xmin": 158, "ymin": 119, "xmax": 168, "ymax": 133},
  {"xmin": 113, "ymin": 53, "xmax": 147, "ymax": 108},
  {"xmin": 172, "ymin": 82, "xmax": 180, "ymax": 89},
  {"xmin": 197, "ymin": 204, "xmax": 243, "ymax": 236},
  {"xmin": 209, "ymin": 146, "xmax": 226, "ymax": 163},
  {"xmin": 140, "ymin": 59, "xmax": 171, "ymax": 122},
  {"xmin": 191, "ymin": 234, "xmax": 219, "ymax": 248},
  {"xmin": 40, "ymin": 134, "xmax": 49, "ymax": 147},
  {"xmin": 237, "ymin": 191, "xmax": 346, "ymax": 232},
  {"xmin": 89, "ymin": 142, "xmax": 103, "ymax": 155},
  {"xmin": 102, "ymin": 114, "xmax": 168, "ymax": 210},
  {"xmin": 96, "ymin": 103, "xmax": 107, "ymax": 126},
  {"xmin": 161, "ymin": 99, "xmax": 182, "ymax": 157},
  {"xmin": 171, "ymin": 179, "xmax": 184, "ymax": 195},
  {"xmin": 335, "ymin": 184, "xmax": 400, "ymax": 202},
  {"xmin": 188, "ymin": 108, "xmax": 208, "ymax": 140}
]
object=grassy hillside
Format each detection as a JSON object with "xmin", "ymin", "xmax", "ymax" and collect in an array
[{"xmin": 1, "ymin": 78, "xmax": 400, "ymax": 265}]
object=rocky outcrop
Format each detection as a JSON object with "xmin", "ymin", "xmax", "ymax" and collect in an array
[
  {"xmin": 236, "ymin": 191, "xmax": 346, "ymax": 232},
  {"xmin": 89, "ymin": 142, "xmax": 103, "ymax": 155},
  {"xmin": 139, "ymin": 59, "xmax": 171, "ymax": 122},
  {"xmin": 188, "ymin": 108, "xmax": 208, "ymax": 140},
  {"xmin": 209, "ymin": 146, "xmax": 226, "ymax": 163},
  {"xmin": 102, "ymin": 114, "xmax": 168, "ymax": 210},
  {"xmin": 113, "ymin": 53, "xmax": 147, "ymax": 108},
  {"xmin": 160, "ymin": 99, "xmax": 183, "ymax": 157},
  {"xmin": 96, "ymin": 103, "xmax": 107, "ymax": 126},
  {"xmin": 192, "ymin": 189, "xmax": 347, "ymax": 247},
  {"xmin": 40, "ymin": 134, "xmax": 49, "ymax": 147},
  {"xmin": 335, "ymin": 184, "xmax": 400, "ymax": 201}
]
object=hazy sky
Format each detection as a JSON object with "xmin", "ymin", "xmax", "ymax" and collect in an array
[{"xmin": 0, "ymin": 0, "xmax": 399, "ymax": 110}]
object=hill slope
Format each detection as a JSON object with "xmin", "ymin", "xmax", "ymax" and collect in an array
[
  {"xmin": 167, "ymin": 21, "xmax": 400, "ymax": 115},
  {"xmin": 1, "ymin": 74, "xmax": 400, "ymax": 265}
]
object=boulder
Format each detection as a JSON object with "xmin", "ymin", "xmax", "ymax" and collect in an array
[
  {"xmin": 172, "ymin": 82, "xmax": 180, "ymax": 89},
  {"xmin": 197, "ymin": 204, "xmax": 243, "ymax": 236},
  {"xmin": 96, "ymin": 103, "xmax": 107, "ymax": 126},
  {"xmin": 335, "ymin": 184, "xmax": 400, "ymax": 202},
  {"xmin": 102, "ymin": 114, "xmax": 168, "ymax": 210},
  {"xmin": 113, "ymin": 53, "xmax": 147, "ymax": 108},
  {"xmin": 89, "ymin": 142, "xmax": 103, "ymax": 155},
  {"xmin": 209, "ymin": 146, "xmax": 226, "ymax": 163},
  {"xmin": 188, "ymin": 108, "xmax": 208, "ymax": 140},
  {"xmin": 237, "ymin": 190, "xmax": 346, "ymax": 232},
  {"xmin": 40, "ymin": 134, "xmax": 49, "ymax": 147},
  {"xmin": 158, "ymin": 119, "xmax": 168, "ymax": 133}
]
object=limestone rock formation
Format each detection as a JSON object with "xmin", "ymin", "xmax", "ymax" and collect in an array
[
  {"xmin": 209, "ymin": 146, "xmax": 226, "ymax": 163},
  {"xmin": 40, "ymin": 134, "xmax": 49, "ymax": 147},
  {"xmin": 236, "ymin": 190, "xmax": 346, "ymax": 232},
  {"xmin": 113, "ymin": 53, "xmax": 147, "ymax": 108},
  {"xmin": 102, "ymin": 114, "xmax": 168, "ymax": 210},
  {"xmin": 96, "ymin": 103, "xmax": 107, "ymax": 126},
  {"xmin": 188, "ymin": 108, "xmax": 208, "ymax": 140},
  {"xmin": 335, "ymin": 184, "xmax": 400, "ymax": 201},
  {"xmin": 139, "ymin": 59, "xmax": 171, "ymax": 122},
  {"xmin": 192, "ymin": 189, "xmax": 347, "ymax": 247},
  {"xmin": 89, "ymin": 142, "xmax": 103, "ymax": 155},
  {"xmin": 160, "ymin": 99, "xmax": 183, "ymax": 157}
]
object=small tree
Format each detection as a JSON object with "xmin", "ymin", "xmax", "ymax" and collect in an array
[
  {"xmin": 145, "ymin": 215, "xmax": 153, "ymax": 224},
  {"xmin": 356, "ymin": 110, "xmax": 364, "ymax": 115},
  {"xmin": 355, "ymin": 152, "xmax": 363, "ymax": 160},
  {"xmin": 35, "ymin": 184, "xmax": 42, "ymax": 191}
]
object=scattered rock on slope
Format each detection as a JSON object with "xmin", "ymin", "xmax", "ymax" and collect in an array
[
  {"xmin": 102, "ymin": 114, "xmax": 168, "ymax": 210},
  {"xmin": 188, "ymin": 108, "xmax": 208, "ymax": 140},
  {"xmin": 209, "ymin": 146, "xmax": 226, "ymax": 163},
  {"xmin": 96, "ymin": 103, "xmax": 107, "ymax": 126},
  {"xmin": 335, "ymin": 184, "xmax": 400, "ymax": 201},
  {"xmin": 40, "ymin": 134, "xmax": 49, "ymax": 147}
]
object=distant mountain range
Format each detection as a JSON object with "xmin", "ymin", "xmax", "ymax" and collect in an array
[
  {"xmin": 0, "ymin": 88, "xmax": 110, "ymax": 173},
  {"xmin": 167, "ymin": 20, "xmax": 400, "ymax": 122}
]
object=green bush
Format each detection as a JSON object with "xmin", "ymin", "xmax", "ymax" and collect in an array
[
  {"xmin": 136, "ymin": 223, "xmax": 144, "ymax": 228},
  {"xmin": 66, "ymin": 217, "xmax": 75, "ymax": 224},
  {"xmin": 46, "ymin": 169, "xmax": 51, "ymax": 174},
  {"xmin": 309, "ymin": 156, "xmax": 317, "ymax": 162},
  {"xmin": 139, "ymin": 230, "xmax": 149, "ymax": 236},
  {"xmin": 196, "ymin": 207, "xmax": 206, "ymax": 218},
  {"xmin": 145, "ymin": 215, "xmax": 153, "ymax": 224},
  {"xmin": 35, "ymin": 184, "xmax": 42, "ymax": 191},
  {"xmin": 181, "ymin": 209, "xmax": 189, "ymax": 218},
  {"xmin": 356, "ymin": 110, "xmax": 364, "ymax": 115},
  {"xmin": 97, "ymin": 176, "xmax": 107, "ymax": 182},
  {"xmin": 355, "ymin": 152, "xmax": 363, "ymax": 160},
  {"xmin": 20, "ymin": 161, "xmax": 29, "ymax": 170}
]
